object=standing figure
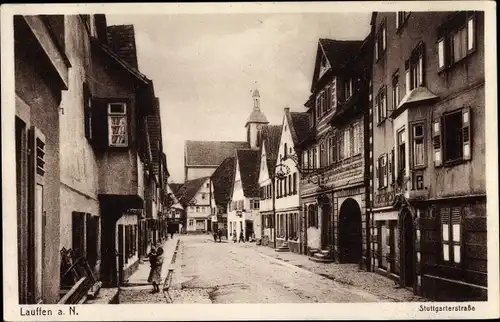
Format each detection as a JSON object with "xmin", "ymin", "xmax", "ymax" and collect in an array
[
  {"xmin": 232, "ymin": 230, "xmax": 237, "ymax": 243},
  {"xmin": 148, "ymin": 247, "xmax": 164, "ymax": 293},
  {"xmin": 239, "ymin": 230, "xmax": 245, "ymax": 243},
  {"xmin": 147, "ymin": 246, "xmax": 158, "ymax": 293},
  {"xmin": 217, "ymin": 229, "xmax": 222, "ymax": 242}
]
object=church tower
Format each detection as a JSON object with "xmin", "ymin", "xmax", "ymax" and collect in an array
[{"xmin": 245, "ymin": 89, "xmax": 269, "ymax": 149}]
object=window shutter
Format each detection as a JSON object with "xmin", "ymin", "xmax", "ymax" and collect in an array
[
  {"xmin": 462, "ymin": 107, "xmax": 471, "ymax": 161},
  {"xmin": 405, "ymin": 60, "xmax": 411, "ymax": 93},
  {"xmin": 86, "ymin": 213, "xmax": 97, "ymax": 268},
  {"xmin": 72, "ymin": 212, "xmax": 86, "ymax": 259},
  {"xmin": 467, "ymin": 15, "xmax": 476, "ymax": 53},
  {"xmin": 432, "ymin": 118, "xmax": 443, "ymax": 167},
  {"xmin": 437, "ymin": 38, "xmax": 446, "ymax": 71},
  {"xmin": 383, "ymin": 153, "xmax": 388, "ymax": 187},
  {"xmin": 326, "ymin": 86, "xmax": 331, "ymax": 113},
  {"xmin": 375, "ymin": 158, "xmax": 380, "ymax": 189},
  {"xmin": 388, "ymin": 150, "xmax": 393, "ymax": 185},
  {"xmin": 91, "ymin": 98, "xmax": 109, "ymax": 149},
  {"xmin": 350, "ymin": 127, "xmax": 355, "ymax": 156}
]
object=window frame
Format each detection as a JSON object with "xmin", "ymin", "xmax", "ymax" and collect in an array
[
  {"xmin": 441, "ymin": 107, "xmax": 471, "ymax": 166},
  {"xmin": 107, "ymin": 102, "xmax": 128, "ymax": 147},
  {"xmin": 376, "ymin": 86, "xmax": 388, "ymax": 125},
  {"xmin": 410, "ymin": 121, "xmax": 427, "ymax": 170},
  {"xmin": 437, "ymin": 12, "xmax": 477, "ymax": 72},
  {"xmin": 440, "ymin": 205, "xmax": 463, "ymax": 267},
  {"xmin": 375, "ymin": 18, "xmax": 387, "ymax": 63},
  {"xmin": 392, "ymin": 70, "xmax": 400, "ymax": 111}
]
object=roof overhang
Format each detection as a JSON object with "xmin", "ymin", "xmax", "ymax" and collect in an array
[{"xmin": 390, "ymin": 87, "xmax": 439, "ymax": 119}]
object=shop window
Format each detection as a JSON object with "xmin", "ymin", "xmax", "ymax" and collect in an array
[{"xmin": 437, "ymin": 12, "xmax": 477, "ymax": 71}]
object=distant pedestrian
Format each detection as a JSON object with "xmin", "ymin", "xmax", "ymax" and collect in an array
[
  {"xmin": 239, "ymin": 231, "xmax": 245, "ymax": 243},
  {"xmin": 213, "ymin": 230, "xmax": 218, "ymax": 242},
  {"xmin": 232, "ymin": 230, "xmax": 237, "ymax": 243},
  {"xmin": 217, "ymin": 229, "xmax": 222, "ymax": 242},
  {"xmin": 170, "ymin": 231, "xmax": 174, "ymax": 239}
]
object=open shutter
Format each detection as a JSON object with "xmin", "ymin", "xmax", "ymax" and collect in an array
[
  {"xmin": 86, "ymin": 213, "xmax": 97, "ymax": 268},
  {"xmin": 72, "ymin": 212, "xmax": 86, "ymax": 259},
  {"xmin": 405, "ymin": 60, "xmax": 411, "ymax": 93},
  {"xmin": 388, "ymin": 149, "xmax": 393, "ymax": 185},
  {"xmin": 437, "ymin": 38, "xmax": 446, "ymax": 71},
  {"xmin": 462, "ymin": 107, "xmax": 471, "ymax": 161},
  {"xmin": 91, "ymin": 98, "xmax": 109, "ymax": 149},
  {"xmin": 383, "ymin": 153, "xmax": 388, "ymax": 187},
  {"xmin": 432, "ymin": 118, "xmax": 443, "ymax": 167},
  {"xmin": 440, "ymin": 207, "xmax": 450, "ymax": 262}
]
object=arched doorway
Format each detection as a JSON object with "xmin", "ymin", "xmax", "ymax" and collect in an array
[
  {"xmin": 401, "ymin": 208, "xmax": 415, "ymax": 288},
  {"xmin": 338, "ymin": 198, "xmax": 362, "ymax": 263}
]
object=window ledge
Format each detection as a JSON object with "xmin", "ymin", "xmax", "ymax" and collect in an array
[
  {"xmin": 443, "ymin": 159, "xmax": 467, "ymax": 167},
  {"xmin": 438, "ymin": 51, "xmax": 476, "ymax": 74}
]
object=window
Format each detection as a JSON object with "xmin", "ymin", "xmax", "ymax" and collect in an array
[
  {"xmin": 396, "ymin": 12, "xmax": 410, "ymax": 29},
  {"xmin": 308, "ymin": 148, "xmax": 313, "ymax": 169},
  {"xmin": 344, "ymin": 78, "xmax": 353, "ymax": 100},
  {"xmin": 303, "ymin": 150, "xmax": 309, "ymax": 169},
  {"xmin": 312, "ymin": 146, "xmax": 317, "ymax": 169},
  {"xmin": 320, "ymin": 141, "xmax": 326, "ymax": 167},
  {"xmin": 412, "ymin": 123, "xmax": 426, "ymax": 168},
  {"xmin": 352, "ymin": 122, "xmax": 362, "ymax": 155},
  {"xmin": 307, "ymin": 204, "xmax": 318, "ymax": 228},
  {"xmin": 201, "ymin": 193, "xmax": 206, "ymax": 200},
  {"xmin": 405, "ymin": 43, "xmax": 425, "ymax": 92},
  {"xmin": 250, "ymin": 200, "xmax": 260, "ymax": 210},
  {"xmin": 330, "ymin": 78, "xmax": 337, "ymax": 112},
  {"xmin": 292, "ymin": 173, "xmax": 297, "ymax": 194},
  {"xmin": 377, "ymin": 154, "xmax": 388, "ymax": 189},
  {"xmin": 196, "ymin": 206, "xmax": 200, "ymax": 212},
  {"xmin": 284, "ymin": 143, "xmax": 288, "ymax": 158},
  {"xmin": 435, "ymin": 108, "xmax": 471, "ymax": 166},
  {"xmin": 437, "ymin": 12, "xmax": 477, "ymax": 71},
  {"xmin": 397, "ymin": 129, "xmax": 406, "ymax": 177},
  {"xmin": 343, "ymin": 127, "xmax": 351, "ymax": 159},
  {"xmin": 107, "ymin": 103, "xmax": 128, "ymax": 147},
  {"xmin": 376, "ymin": 86, "xmax": 387, "ymax": 124},
  {"xmin": 316, "ymin": 90, "xmax": 328, "ymax": 119},
  {"xmin": 83, "ymin": 83, "xmax": 92, "ymax": 141},
  {"xmin": 206, "ymin": 183, "xmax": 209, "ymax": 188},
  {"xmin": 392, "ymin": 71, "xmax": 400, "ymax": 110},
  {"xmin": 375, "ymin": 19, "xmax": 387, "ymax": 61},
  {"xmin": 440, "ymin": 206, "xmax": 462, "ymax": 264}
]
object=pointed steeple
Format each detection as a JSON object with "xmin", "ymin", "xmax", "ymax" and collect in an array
[{"xmin": 245, "ymin": 87, "xmax": 269, "ymax": 149}]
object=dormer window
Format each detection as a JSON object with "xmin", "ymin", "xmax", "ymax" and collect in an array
[
  {"xmin": 319, "ymin": 54, "xmax": 329, "ymax": 77},
  {"xmin": 108, "ymin": 102, "xmax": 128, "ymax": 147},
  {"xmin": 344, "ymin": 78, "xmax": 353, "ymax": 100}
]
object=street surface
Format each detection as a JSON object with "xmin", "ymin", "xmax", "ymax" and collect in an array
[{"xmin": 121, "ymin": 234, "xmax": 419, "ymax": 303}]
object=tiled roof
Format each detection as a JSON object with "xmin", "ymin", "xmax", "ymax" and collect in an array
[
  {"xmin": 185, "ymin": 141, "xmax": 249, "ymax": 166},
  {"xmin": 261, "ymin": 125, "xmax": 282, "ymax": 177},
  {"xmin": 289, "ymin": 112, "xmax": 310, "ymax": 147},
  {"xmin": 236, "ymin": 149, "xmax": 260, "ymax": 198},
  {"xmin": 211, "ymin": 157, "xmax": 235, "ymax": 207},
  {"xmin": 319, "ymin": 38, "xmax": 364, "ymax": 70},
  {"xmin": 169, "ymin": 183, "xmax": 184, "ymax": 197},
  {"xmin": 106, "ymin": 25, "xmax": 139, "ymax": 69},
  {"xmin": 175, "ymin": 176, "xmax": 210, "ymax": 206}
]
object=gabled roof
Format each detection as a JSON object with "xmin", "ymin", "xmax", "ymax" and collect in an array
[
  {"xmin": 185, "ymin": 141, "xmax": 249, "ymax": 166},
  {"xmin": 311, "ymin": 39, "xmax": 364, "ymax": 92},
  {"xmin": 260, "ymin": 125, "xmax": 282, "ymax": 177},
  {"xmin": 211, "ymin": 156, "xmax": 236, "ymax": 208},
  {"xmin": 176, "ymin": 176, "xmax": 210, "ymax": 205},
  {"xmin": 288, "ymin": 111, "xmax": 310, "ymax": 148},
  {"xmin": 169, "ymin": 183, "xmax": 184, "ymax": 197},
  {"xmin": 235, "ymin": 149, "xmax": 260, "ymax": 198}
]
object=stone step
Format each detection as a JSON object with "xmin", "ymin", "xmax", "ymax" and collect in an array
[
  {"xmin": 308, "ymin": 256, "xmax": 334, "ymax": 263},
  {"xmin": 320, "ymin": 249, "xmax": 330, "ymax": 255}
]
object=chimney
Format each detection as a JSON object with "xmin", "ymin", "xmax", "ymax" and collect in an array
[
  {"xmin": 284, "ymin": 107, "xmax": 290, "ymax": 113},
  {"xmin": 106, "ymin": 25, "xmax": 139, "ymax": 68}
]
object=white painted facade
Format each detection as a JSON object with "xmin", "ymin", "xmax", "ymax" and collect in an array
[
  {"xmin": 186, "ymin": 178, "xmax": 212, "ymax": 232},
  {"xmin": 227, "ymin": 157, "xmax": 260, "ymax": 241},
  {"xmin": 275, "ymin": 113, "xmax": 301, "ymax": 250},
  {"xmin": 258, "ymin": 140, "xmax": 274, "ymax": 245}
]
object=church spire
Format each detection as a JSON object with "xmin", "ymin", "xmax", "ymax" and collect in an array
[{"xmin": 252, "ymin": 88, "xmax": 260, "ymax": 111}]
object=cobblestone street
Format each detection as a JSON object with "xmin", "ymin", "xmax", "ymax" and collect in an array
[{"xmin": 120, "ymin": 235, "xmax": 426, "ymax": 303}]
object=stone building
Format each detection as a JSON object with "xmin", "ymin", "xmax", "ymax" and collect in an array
[
  {"xmin": 14, "ymin": 14, "xmax": 70, "ymax": 304},
  {"xmin": 368, "ymin": 11, "xmax": 486, "ymax": 301}
]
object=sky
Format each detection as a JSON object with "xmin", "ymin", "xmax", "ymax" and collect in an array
[{"xmin": 106, "ymin": 13, "xmax": 371, "ymax": 183}]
